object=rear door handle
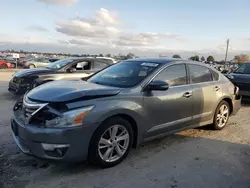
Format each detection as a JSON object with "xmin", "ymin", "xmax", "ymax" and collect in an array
[
  {"xmin": 215, "ymin": 86, "xmax": 220, "ymax": 91},
  {"xmin": 183, "ymin": 92, "xmax": 192, "ymax": 98}
]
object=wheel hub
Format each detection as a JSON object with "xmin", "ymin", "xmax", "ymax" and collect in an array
[{"xmin": 98, "ymin": 124, "xmax": 130, "ymax": 163}]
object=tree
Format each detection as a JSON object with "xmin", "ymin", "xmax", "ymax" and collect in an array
[
  {"xmin": 233, "ymin": 54, "xmax": 249, "ymax": 63},
  {"xmin": 201, "ymin": 56, "xmax": 205, "ymax": 61},
  {"xmin": 207, "ymin": 56, "xmax": 215, "ymax": 62},
  {"xmin": 172, "ymin": 54, "xmax": 181, "ymax": 58},
  {"xmin": 189, "ymin": 55, "xmax": 199, "ymax": 61},
  {"xmin": 99, "ymin": 54, "xmax": 104, "ymax": 57},
  {"xmin": 106, "ymin": 54, "xmax": 111, "ymax": 57},
  {"xmin": 126, "ymin": 52, "xmax": 135, "ymax": 59}
]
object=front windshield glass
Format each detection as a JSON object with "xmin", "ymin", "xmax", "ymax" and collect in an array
[
  {"xmin": 234, "ymin": 64, "xmax": 250, "ymax": 74},
  {"xmin": 88, "ymin": 61, "xmax": 160, "ymax": 88},
  {"xmin": 46, "ymin": 58, "xmax": 74, "ymax": 70}
]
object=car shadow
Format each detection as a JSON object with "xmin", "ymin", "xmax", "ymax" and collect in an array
[
  {"xmin": 241, "ymin": 97, "xmax": 250, "ymax": 107},
  {"xmin": 4, "ymin": 134, "xmax": 250, "ymax": 188}
]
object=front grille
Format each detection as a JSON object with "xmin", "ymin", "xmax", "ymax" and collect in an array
[
  {"xmin": 23, "ymin": 105, "xmax": 40, "ymax": 119},
  {"xmin": 23, "ymin": 97, "xmax": 48, "ymax": 124}
]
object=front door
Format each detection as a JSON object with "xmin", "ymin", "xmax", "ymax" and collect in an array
[
  {"xmin": 143, "ymin": 63, "xmax": 194, "ymax": 138},
  {"xmin": 62, "ymin": 60, "xmax": 94, "ymax": 81},
  {"xmin": 37, "ymin": 58, "xmax": 50, "ymax": 67}
]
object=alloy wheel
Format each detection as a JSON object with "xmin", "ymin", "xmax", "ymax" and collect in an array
[
  {"xmin": 216, "ymin": 104, "xmax": 229, "ymax": 128},
  {"xmin": 98, "ymin": 124, "xmax": 130, "ymax": 163}
]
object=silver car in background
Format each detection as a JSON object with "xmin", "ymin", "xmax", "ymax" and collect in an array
[{"xmin": 23, "ymin": 58, "xmax": 59, "ymax": 68}]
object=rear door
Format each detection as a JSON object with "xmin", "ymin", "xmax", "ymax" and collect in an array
[
  {"xmin": 58, "ymin": 60, "xmax": 94, "ymax": 81},
  {"xmin": 187, "ymin": 64, "xmax": 222, "ymax": 124},
  {"xmin": 143, "ymin": 63, "xmax": 195, "ymax": 138}
]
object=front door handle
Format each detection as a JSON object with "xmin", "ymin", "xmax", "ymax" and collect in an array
[
  {"xmin": 215, "ymin": 86, "xmax": 220, "ymax": 91},
  {"xmin": 183, "ymin": 92, "xmax": 192, "ymax": 98}
]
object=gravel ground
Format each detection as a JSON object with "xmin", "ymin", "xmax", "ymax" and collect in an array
[{"xmin": 1, "ymin": 71, "xmax": 250, "ymax": 188}]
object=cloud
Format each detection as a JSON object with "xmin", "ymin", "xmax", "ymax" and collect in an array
[
  {"xmin": 2, "ymin": 8, "xmax": 186, "ymax": 56},
  {"xmin": 112, "ymin": 32, "xmax": 181, "ymax": 47},
  {"xmin": 56, "ymin": 19, "xmax": 120, "ymax": 38},
  {"xmin": 95, "ymin": 8, "xmax": 120, "ymax": 25},
  {"xmin": 68, "ymin": 38, "xmax": 109, "ymax": 46},
  {"xmin": 217, "ymin": 44, "xmax": 237, "ymax": 51},
  {"xmin": 56, "ymin": 8, "xmax": 122, "ymax": 38},
  {"xmin": 55, "ymin": 8, "xmax": 181, "ymax": 50},
  {"xmin": 27, "ymin": 25, "xmax": 49, "ymax": 32},
  {"xmin": 37, "ymin": 0, "xmax": 78, "ymax": 6}
]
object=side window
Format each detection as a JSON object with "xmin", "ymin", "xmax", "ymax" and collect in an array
[
  {"xmin": 188, "ymin": 64, "xmax": 213, "ymax": 83},
  {"xmin": 74, "ymin": 61, "xmax": 91, "ymax": 70},
  {"xmin": 211, "ymin": 70, "xmax": 219, "ymax": 81},
  {"xmin": 94, "ymin": 60, "xmax": 109, "ymax": 70},
  {"xmin": 154, "ymin": 64, "xmax": 187, "ymax": 86}
]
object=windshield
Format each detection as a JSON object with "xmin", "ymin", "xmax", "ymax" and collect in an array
[
  {"xmin": 234, "ymin": 64, "xmax": 250, "ymax": 74},
  {"xmin": 88, "ymin": 61, "xmax": 160, "ymax": 88},
  {"xmin": 46, "ymin": 58, "xmax": 74, "ymax": 70}
]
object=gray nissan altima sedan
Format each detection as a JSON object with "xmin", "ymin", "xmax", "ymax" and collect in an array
[{"xmin": 11, "ymin": 58, "xmax": 241, "ymax": 167}]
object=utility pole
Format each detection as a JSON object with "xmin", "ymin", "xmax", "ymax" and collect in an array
[{"xmin": 224, "ymin": 39, "xmax": 229, "ymax": 68}]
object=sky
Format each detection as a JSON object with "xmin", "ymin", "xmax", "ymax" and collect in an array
[{"xmin": 0, "ymin": 0, "xmax": 250, "ymax": 60}]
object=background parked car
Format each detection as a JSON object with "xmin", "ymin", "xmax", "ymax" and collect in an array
[
  {"xmin": 0, "ymin": 59, "xmax": 12, "ymax": 69},
  {"xmin": 23, "ymin": 57, "xmax": 59, "ymax": 68},
  {"xmin": 11, "ymin": 58, "xmax": 241, "ymax": 167},
  {"xmin": 225, "ymin": 62, "xmax": 250, "ymax": 98},
  {"xmin": 8, "ymin": 57, "xmax": 116, "ymax": 94}
]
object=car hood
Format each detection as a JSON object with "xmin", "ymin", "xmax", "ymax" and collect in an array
[
  {"xmin": 229, "ymin": 73, "xmax": 250, "ymax": 83},
  {"xmin": 14, "ymin": 68, "xmax": 54, "ymax": 77},
  {"xmin": 27, "ymin": 80, "xmax": 122, "ymax": 102}
]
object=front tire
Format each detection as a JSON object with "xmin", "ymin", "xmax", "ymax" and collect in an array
[
  {"xmin": 0, "ymin": 64, "xmax": 8, "ymax": 69},
  {"xmin": 212, "ymin": 101, "xmax": 230, "ymax": 130},
  {"xmin": 89, "ymin": 117, "xmax": 133, "ymax": 168},
  {"xmin": 29, "ymin": 64, "xmax": 35, "ymax": 69}
]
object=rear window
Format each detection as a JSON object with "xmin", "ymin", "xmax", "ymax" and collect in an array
[{"xmin": 188, "ymin": 64, "xmax": 213, "ymax": 83}]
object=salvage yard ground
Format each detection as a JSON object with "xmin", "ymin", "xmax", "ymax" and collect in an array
[{"xmin": 1, "ymin": 71, "xmax": 250, "ymax": 188}]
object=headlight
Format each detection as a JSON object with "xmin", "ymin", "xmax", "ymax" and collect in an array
[{"xmin": 46, "ymin": 106, "xmax": 94, "ymax": 127}]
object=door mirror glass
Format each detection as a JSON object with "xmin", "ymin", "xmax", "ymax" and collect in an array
[
  {"xmin": 148, "ymin": 80, "xmax": 169, "ymax": 91},
  {"xmin": 66, "ymin": 68, "xmax": 76, "ymax": 73}
]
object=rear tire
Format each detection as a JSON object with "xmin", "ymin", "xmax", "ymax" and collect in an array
[
  {"xmin": 88, "ymin": 117, "xmax": 133, "ymax": 168},
  {"xmin": 0, "ymin": 64, "xmax": 8, "ymax": 69},
  {"xmin": 212, "ymin": 101, "xmax": 230, "ymax": 130}
]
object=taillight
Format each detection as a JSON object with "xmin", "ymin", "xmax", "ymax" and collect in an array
[{"xmin": 234, "ymin": 86, "xmax": 239, "ymax": 95}]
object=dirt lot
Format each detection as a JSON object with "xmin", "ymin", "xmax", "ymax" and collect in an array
[{"xmin": 1, "ymin": 71, "xmax": 250, "ymax": 188}]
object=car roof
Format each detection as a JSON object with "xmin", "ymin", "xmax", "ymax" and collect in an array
[
  {"xmin": 125, "ymin": 58, "xmax": 185, "ymax": 64},
  {"xmin": 61, "ymin": 57, "xmax": 116, "ymax": 65},
  {"xmin": 65, "ymin": 57, "xmax": 97, "ymax": 61}
]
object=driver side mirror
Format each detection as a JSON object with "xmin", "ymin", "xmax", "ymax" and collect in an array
[
  {"xmin": 66, "ymin": 68, "xmax": 76, "ymax": 73},
  {"xmin": 147, "ymin": 80, "xmax": 169, "ymax": 91}
]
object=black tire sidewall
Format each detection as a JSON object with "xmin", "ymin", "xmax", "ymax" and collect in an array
[
  {"xmin": 213, "ymin": 101, "xmax": 230, "ymax": 130},
  {"xmin": 0, "ymin": 64, "xmax": 7, "ymax": 69},
  {"xmin": 89, "ymin": 117, "xmax": 134, "ymax": 168}
]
